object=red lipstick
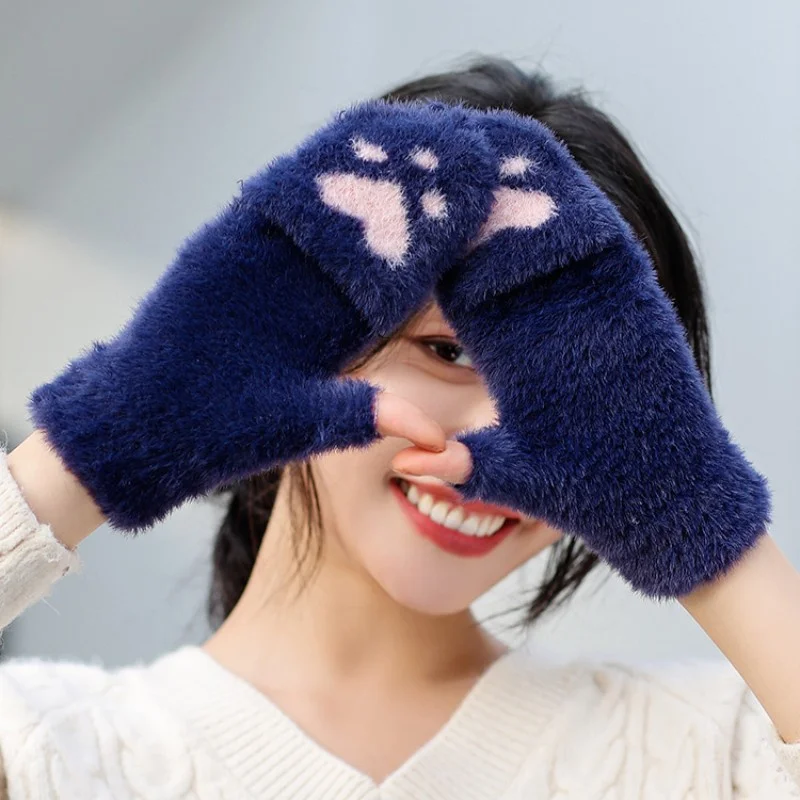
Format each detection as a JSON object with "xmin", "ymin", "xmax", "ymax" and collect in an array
[{"xmin": 389, "ymin": 478, "xmax": 519, "ymax": 557}]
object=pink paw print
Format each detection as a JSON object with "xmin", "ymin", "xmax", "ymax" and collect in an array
[
  {"xmin": 467, "ymin": 154, "xmax": 558, "ymax": 252},
  {"xmin": 315, "ymin": 135, "xmax": 451, "ymax": 268}
]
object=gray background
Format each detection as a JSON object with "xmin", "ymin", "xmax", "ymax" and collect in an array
[{"xmin": 1, "ymin": 0, "xmax": 797, "ymax": 667}]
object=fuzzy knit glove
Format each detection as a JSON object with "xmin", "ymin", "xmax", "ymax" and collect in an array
[
  {"xmin": 28, "ymin": 100, "xmax": 497, "ymax": 532},
  {"xmin": 435, "ymin": 108, "xmax": 772, "ymax": 598}
]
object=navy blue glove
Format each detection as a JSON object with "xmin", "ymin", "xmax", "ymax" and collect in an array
[
  {"xmin": 435, "ymin": 108, "xmax": 772, "ymax": 598},
  {"xmin": 29, "ymin": 100, "xmax": 497, "ymax": 532}
]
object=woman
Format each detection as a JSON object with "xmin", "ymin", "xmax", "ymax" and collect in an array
[{"xmin": 1, "ymin": 56, "xmax": 799, "ymax": 798}]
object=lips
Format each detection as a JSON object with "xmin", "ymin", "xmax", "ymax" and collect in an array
[{"xmin": 389, "ymin": 477, "xmax": 518, "ymax": 557}]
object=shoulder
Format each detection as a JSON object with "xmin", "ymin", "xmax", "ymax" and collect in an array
[
  {"xmin": 589, "ymin": 657, "xmax": 800, "ymax": 796},
  {"xmin": 515, "ymin": 650, "xmax": 749, "ymax": 751},
  {"xmin": 514, "ymin": 645, "xmax": 750, "ymax": 724},
  {"xmin": 579, "ymin": 654, "xmax": 749, "ymax": 725},
  {"xmin": 0, "ymin": 649, "xmax": 174, "ymax": 726},
  {"xmin": 0, "ymin": 647, "xmax": 217, "ymax": 799},
  {"xmin": 507, "ymin": 648, "xmax": 800, "ymax": 798}
]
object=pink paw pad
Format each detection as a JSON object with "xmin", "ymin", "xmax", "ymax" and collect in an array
[
  {"xmin": 316, "ymin": 173, "xmax": 409, "ymax": 266},
  {"xmin": 316, "ymin": 137, "xmax": 449, "ymax": 266},
  {"xmin": 467, "ymin": 155, "xmax": 557, "ymax": 251}
]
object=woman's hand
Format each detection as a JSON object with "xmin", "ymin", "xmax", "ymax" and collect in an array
[
  {"xmin": 428, "ymin": 107, "xmax": 772, "ymax": 600},
  {"xmin": 7, "ymin": 430, "xmax": 106, "ymax": 548},
  {"xmin": 25, "ymin": 100, "xmax": 498, "ymax": 535},
  {"xmin": 389, "ymin": 422, "xmax": 473, "ymax": 485},
  {"xmin": 6, "ymin": 389, "xmax": 454, "ymax": 549},
  {"xmin": 375, "ymin": 391, "xmax": 446, "ymax": 455},
  {"xmin": 378, "ymin": 389, "xmax": 477, "ymax": 485}
]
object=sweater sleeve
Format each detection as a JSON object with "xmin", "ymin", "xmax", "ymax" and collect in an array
[
  {"xmin": 732, "ymin": 682, "xmax": 800, "ymax": 797},
  {"xmin": 598, "ymin": 655, "xmax": 800, "ymax": 797},
  {"xmin": 0, "ymin": 448, "xmax": 80, "ymax": 634}
]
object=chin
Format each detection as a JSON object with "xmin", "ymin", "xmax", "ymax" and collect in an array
[
  {"xmin": 356, "ymin": 535, "xmax": 494, "ymax": 616},
  {"xmin": 375, "ymin": 569, "xmax": 478, "ymax": 616}
]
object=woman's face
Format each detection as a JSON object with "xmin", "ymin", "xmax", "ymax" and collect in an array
[{"xmin": 308, "ymin": 300, "xmax": 562, "ymax": 615}]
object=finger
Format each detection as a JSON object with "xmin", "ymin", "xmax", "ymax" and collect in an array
[
  {"xmin": 374, "ymin": 390, "xmax": 446, "ymax": 453},
  {"xmin": 391, "ymin": 439, "xmax": 473, "ymax": 484}
]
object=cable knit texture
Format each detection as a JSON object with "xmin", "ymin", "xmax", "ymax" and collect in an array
[
  {"xmin": 1, "ymin": 451, "xmax": 800, "ymax": 798},
  {"xmin": 0, "ymin": 451, "xmax": 79, "ymax": 635}
]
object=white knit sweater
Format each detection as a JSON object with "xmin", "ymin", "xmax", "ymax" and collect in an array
[{"xmin": 1, "ymin": 451, "xmax": 800, "ymax": 799}]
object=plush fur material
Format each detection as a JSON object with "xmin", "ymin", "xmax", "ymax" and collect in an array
[
  {"xmin": 436, "ymin": 108, "xmax": 772, "ymax": 598},
  {"xmin": 28, "ymin": 100, "xmax": 497, "ymax": 532}
]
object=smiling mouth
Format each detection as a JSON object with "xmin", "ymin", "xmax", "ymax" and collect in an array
[{"xmin": 389, "ymin": 477, "xmax": 519, "ymax": 557}]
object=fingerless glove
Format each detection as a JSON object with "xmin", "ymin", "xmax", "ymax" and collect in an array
[
  {"xmin": 436, "ymin": 108, "xmax": 771, "ymax": 598},
  {"xmin": 29, "ymin": 100, "xmax": 497, "ymax": 532}
]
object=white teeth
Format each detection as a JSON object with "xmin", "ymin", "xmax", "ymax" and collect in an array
[
  {"xmin": 397, "ymin": 480, "xmax": 509, "ymax": 537},
  {"xmin": 488, "ymin": 516, "xmax": 506, "ymax": 534},
  {"xmin": 459, "ymin": 515, "xmax": 480, "ymax": 535},
  {"xmin": 418, "ymin": 492, "xmax": 434, "ymax": 515},
  {"xmin": 443, "ymin": 507, "xmax": 464, "ymax": 529},
  {"xmin": 429, "ymin": 501, "xmax": 450, "ymax": 525}
]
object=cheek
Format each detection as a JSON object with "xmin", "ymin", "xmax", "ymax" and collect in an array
[
  {"xmin": 505, "ymin": 521, "xmax": 563, "ymax": 565},
  {"xmin": 309, "ymin": 432, "xmax": 421, "ymax": 576},
  {"xmin": 310, "ymin": 443, "xmax": 392, "ymax": 533}
]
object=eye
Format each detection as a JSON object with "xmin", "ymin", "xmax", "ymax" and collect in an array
[{"xmin": 421, "ymin": 338, "xmax": 474, "ymax": 369}]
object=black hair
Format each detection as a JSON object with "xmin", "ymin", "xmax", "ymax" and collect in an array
[{"xmin": 207, "ymin": 55, "xmax": 712, "ymax": 629}]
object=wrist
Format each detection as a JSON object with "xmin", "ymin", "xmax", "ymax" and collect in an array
[{"xmin": 7, "ymin": 429, "xmax": 106, "ymax": 548}]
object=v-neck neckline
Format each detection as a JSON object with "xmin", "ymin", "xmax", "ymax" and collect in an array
[{"xmin": 148, "ymin": 645, "xmax": 582, "ymax": 799}]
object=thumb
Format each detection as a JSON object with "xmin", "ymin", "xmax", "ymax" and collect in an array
[
  {"xmin": 390, "ymin": 439, "xmax": 474, "ymax": 485},
  {"xmin": 373, "ymin": 390, "xmax": 446, "ymax": 453}
]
